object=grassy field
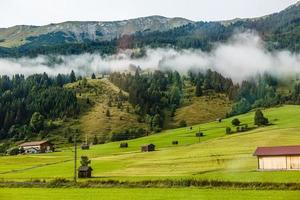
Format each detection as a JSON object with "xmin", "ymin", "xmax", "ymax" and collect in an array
[
  {"xmin": 1, "ymin": 105, "xmax": 300, "ymax": 183},
  {"xmin": 1, "ymin": 188, "xmax": 300, "ymax": 200}
]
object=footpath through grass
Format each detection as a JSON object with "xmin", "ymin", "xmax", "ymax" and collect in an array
[{"xmin": 1, "ymin": 188, "xmax": 300, "ymax": 200}]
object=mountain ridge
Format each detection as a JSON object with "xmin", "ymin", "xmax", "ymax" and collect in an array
[
  {"xmin": 0, "ymin": 15, "xmax": 192, "ymax": 47},
  {"xmin": 0, "ymin": 1, "xmax": 299, "ymax": 55}
]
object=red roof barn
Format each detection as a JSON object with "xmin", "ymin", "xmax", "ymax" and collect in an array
[{"xmin": 253, "ymin": 145, "xmax": 300, "ymax": 170}]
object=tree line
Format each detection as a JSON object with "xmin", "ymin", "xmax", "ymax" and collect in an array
[{"xmin": 109, "ymin": 70, "xmax": 183, "ymax": 132}]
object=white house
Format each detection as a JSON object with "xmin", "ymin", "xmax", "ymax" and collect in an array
[{"xmin": 19, "ymin": 140, "xmax": 54, "ymax": 154}]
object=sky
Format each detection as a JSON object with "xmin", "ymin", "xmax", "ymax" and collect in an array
[{"xmin": 0, "ymin": 0, "xmax": 298, "ymax": 28}]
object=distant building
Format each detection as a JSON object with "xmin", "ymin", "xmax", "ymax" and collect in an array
[
  {"xmin": 81, "ymin": 143, "xmax": 90, "ymax": 150},
  {"xmin": 141, "ymin": 144, "xmax": 155, "ymax": 152},
  {"xmin": 78, "ymin": 166, "xmax": 92, "ymax": 178},
  {"xmin": 253, "ymin": 145, "xmax": 300, "ymax": 170},
  {"xmin": 120, "ymin": 142, "xmax": 128, "ymax": 148},
  {"xmin": 19, "ymin": 140, "xmax": 54, "ymax": 154}
]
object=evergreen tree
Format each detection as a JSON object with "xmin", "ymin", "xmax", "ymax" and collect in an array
[
  {"xmin": 56, "ymin": 74, "xmax": 64, "ymax": 87},
  {"xmin": 254, "ymin": 109, "xmax": 269, "ymax": 126},
  {"xmin": 91, "ymin": 73, "xmax": 96, "ymax": 79},
  {"xmin": 30, "ymin": 112, "xmax": 45, "ymax": 133},
  {"xmin": 106, "ymin": 109, "xmax": 111, "ymax": 117},
  {"xmin": 195, "ymin": 81, "xmax": 203, "ymax": 97},
  {"xmin": 70, "ymin": 70, "xmax": 76, "ymax": 83},
  {"xmin": 93, "ymin": 135, "xmax": 98, "ymax": 145}
]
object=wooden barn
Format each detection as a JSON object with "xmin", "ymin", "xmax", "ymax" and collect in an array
[
  {"xmin": 253, "ymin": 145, "xmax": 300, "ymax": 170},
  {"xmin": 120, "ymin": 142, "xmax": 128, "ymax": 148},
  {"xmin": 81, "ymin": 143, "xmax": 90, "ymax": 150},
  {"xmin": 141, "ymin": 144, "xmax": 155, "ymax": 152},
  {"xmin": 19, "ymin": 140, "xmax": 54, "ymax": 154},
  {"xmin": 78, "ymin": 166, "xmax": 93, "ymax": 178}
]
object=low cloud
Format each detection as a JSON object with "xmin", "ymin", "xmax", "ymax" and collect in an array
[{"xmin": 0, "ymin": 31, "xmax": 300, "ymax": 82}]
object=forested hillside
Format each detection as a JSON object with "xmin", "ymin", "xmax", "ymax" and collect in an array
[
  {"xmin": 1, "ymin": 68, "xmax": 300, "ymax": 146},
  {"xmin": 0, "ymin": 72, "xmax": 78, "ymax": 140}
]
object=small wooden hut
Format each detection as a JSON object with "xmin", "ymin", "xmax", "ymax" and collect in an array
[
  {"xmin": 196, "ymin": 132, "xmax": 204, "ymax": 137},
  {"xmin": 78, "ymin": 166, "xmax": 93, "ymax": 178},
  {"xmin": 141, "ymin": 144, "xmax": 155, "ymax": 152},
  {"xmin": 172, "ymin": 141, "xmax": 179, "ymax": 145},
  {"xmin": 81, "ymin": 143, "xmax": 90, "ymax": 150},
  {"xmin": 120, "ymin": 142, "xmax": 128, "ymax": 148}
]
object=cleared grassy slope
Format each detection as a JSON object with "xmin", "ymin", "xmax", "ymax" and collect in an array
[
  {"xmin": 171, "ymin": 93, "xmax": 231, "ymax": 127},
  {"xmin": 1, "ymin": 105, "xmax": 300, "ymax": 183},
  {"xmin": 64, "ymin": 78, "xmax": 147, "ymax": 142}
]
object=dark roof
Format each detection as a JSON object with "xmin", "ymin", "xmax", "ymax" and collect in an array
[
  {"xmin": 78, "ymin": 166, "xmax": 92, "ymax": 171},
  {"xmin": 19, "ymin": 140, "xmax": 50, "ymax": 147},
  {"xmin": 253, "ymin": 145, "xmax": 300, "ymax": 156},
  {"xmin": 142, "ymin": 144, "xmax": 155, "ymax": 147}
]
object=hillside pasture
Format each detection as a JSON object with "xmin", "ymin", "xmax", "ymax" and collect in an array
[{"xmin": 0, "ymin": 105, "xmax": 300, "ymax": 183}]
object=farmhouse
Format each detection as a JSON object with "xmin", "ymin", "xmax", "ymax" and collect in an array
[
  {"xmin": 141, "ymin": 144, "xmax": 155, "ymax": 152},
  {"xmin": 253, "ymin": 145, "xmax": 300, "ymax": 170},
  {"xmin": 19, "ymin": 140, "xmax": 54, "ymax": 154}
]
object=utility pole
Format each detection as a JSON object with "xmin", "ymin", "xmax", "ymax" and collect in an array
[{"xmin": 74, "ymin": 133, "xmax": 77, "ymax": 183}]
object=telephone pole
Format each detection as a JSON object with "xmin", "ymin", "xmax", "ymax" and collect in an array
[{"xmin": 74, "ymin": 133, "xmax": 77, "ymax": 183}]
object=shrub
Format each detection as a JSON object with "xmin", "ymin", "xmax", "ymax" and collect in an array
[
  {"xmin": 0, "ymin": 143, "xmax": 10, "ymax": 154},
  {"xmin": 225, "ymin": 127, "xmax": 231, "ymax": 134},
  {"xmin": 49, "ymin": 178, "xmax": 70, "ymax": 187},
  {"xmin": 7, "ymin": 147, "xmax": 19, "ymax": 155},
  {"xmin": 231, "ymin": 118, "xmax": 241, "ymax": 126}
]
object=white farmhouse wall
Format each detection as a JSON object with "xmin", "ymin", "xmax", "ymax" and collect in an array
[{"xmin": 258, "ymin": 156, "xmax": 300, "ymax": 170}]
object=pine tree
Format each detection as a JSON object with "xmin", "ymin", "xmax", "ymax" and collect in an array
[
  {"xmin": 91, "ymin": 73, "xmax": 96, "ymax": 79},
  {"xmin": 70, "ymin": 70, "xmax": 76, "ymax": 83},
  {"xmin": 93, "ymin": 135, "xmax": 98, "ymax": 145},
  {"xmin": 195, "ymin": 81, "xmax": 203, "ymax": 97},
  {"xmin": 106, "ymin": 109, "xmax": 111, "ymax": 117},
  {"xmin": 254, "ymin": 109, "xmax": 269, "ymax": 126}
]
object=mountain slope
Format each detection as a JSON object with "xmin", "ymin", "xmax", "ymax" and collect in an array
[{"xmin": 0, "ymin": 16, "xmax": 191, "ymax": 48}]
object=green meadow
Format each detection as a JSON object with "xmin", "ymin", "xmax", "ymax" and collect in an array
[
  {"xmin": 1, "ymin": 188, "xmax": 300, "ymax": 200},
  {"xmin": 1, "ymin": 105, "xmax": 300, "ymax": 184}
]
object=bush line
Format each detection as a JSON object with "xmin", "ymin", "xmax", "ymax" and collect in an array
[{"xmin": 1, "ymin": 179, "xmax": 300, "ymax": 190}]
